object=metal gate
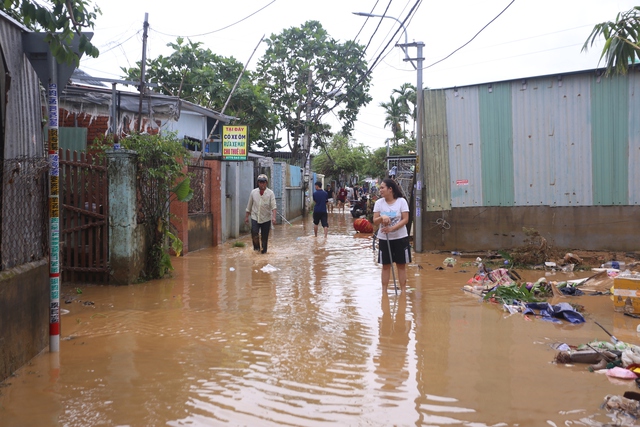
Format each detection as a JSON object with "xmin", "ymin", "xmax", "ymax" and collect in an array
[{"xmin": 60, "ymin": 149, "xmax": 109, "ymax": 283}]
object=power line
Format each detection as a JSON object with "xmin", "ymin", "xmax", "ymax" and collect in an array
[
  {"xmin": 423, "ymin": 0, "xmax": 516, "ymax": 70},
  {"xmin": 98, "ymin": 30, "xmax": 142, "ymax": 55},
  {"xmin": 150, "ymin": 0, "xmax": 276, "ymax": 38},
  {"xmin": 361, "ymin": 0, "xmax": 395, "ymax": 63},
  {"xmin": 351, "ymin": 0, "xmax": 382, "ymax": 46}
]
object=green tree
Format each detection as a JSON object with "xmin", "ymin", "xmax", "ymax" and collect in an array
[
  {"xmin": 256, "ymin": 20, "xmax": 372, "ymax": 159},
  {"xmin": 393, "ymin": 83, "xmax": 416, "ymax": 139},
  {"xmin": 583, "ymin": 6, "xmax": 640, "ymax": 75},
  {"xmin": 363, "ymin": 141, "xmax": 416, "ymax": 181},
  {"xmin": 312, "ymin": 134, "xmax": 370, "ymax": 181},
  {"xmin": 0, "ymin": 0, "xmax": 100, "ymax": 64},
  {"xmin": 379, "ymin": 95, "xmax": 407, "ymax": 146},
  {"xmin": 121, "ymin": 38, "xmax": 279, "ymax": 151}
]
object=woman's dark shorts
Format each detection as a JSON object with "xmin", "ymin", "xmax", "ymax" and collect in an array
[{"xmin": 378, "ymin": 236, "xmax": 411, "ymax": 265}]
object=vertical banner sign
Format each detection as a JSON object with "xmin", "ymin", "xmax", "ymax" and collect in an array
[
  {"xmin": 222, "ymin": 126, "xmax": 248, "ymax": 161},
  {"xmin": 48, "ymin": 83, "xmax": 60, "ymax": 352}
]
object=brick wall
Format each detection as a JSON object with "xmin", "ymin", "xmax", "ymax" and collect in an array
[{"xmin": 60, "ymin": 110, "xmax": 109, "ymax": 144}]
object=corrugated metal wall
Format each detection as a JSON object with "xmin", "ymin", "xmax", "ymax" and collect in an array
[
  {"xmin": 512, "ymin": 75, "xmax": 593, "ymax": 206},
  {"xmin": 445, "ymin": 86, "xmax": 482, "ymax": 206},
  {"xmin": 0, "ymin": 16, "xmax": 43, "ymax": 158},
  {"xmin": 427, "ymin": 69, "xmax": 640, "ymax": 209},
  {"xmin": 591, "ymin": 73, "xmax": 628, "ymax": 205},
  {"xmin": 629, "ymin": 75, "xmax": 640, "ymax": 205},
  {"xmin": 479, "ymin": 82, "xmax": 514, "ymax": 206},
  {"xmin": 423, "ymin": 90, "xmax": 451, "ymax": 211}
]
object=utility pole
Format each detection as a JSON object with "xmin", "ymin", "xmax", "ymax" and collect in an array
[
  {"xmin": 397, "ymin": 40, "xmax": 425, "ymax": 253},
  {"xmin": 302, "ymin": 68, "xmax": 312, "ymax": 213},
  {"xmin": 136, "ymin": 13, "xmax": 149, "ymax": 133},
  {"xmin": 352, "ymin": 11, "xmax": 425, "ymax": 252}
]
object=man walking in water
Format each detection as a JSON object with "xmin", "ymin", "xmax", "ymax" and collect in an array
[
  {"xmin": 312, "ymin": 181, "xmax": 329, "ymax": 237},
  {"xmin": 244, "ymin": 174, "xmax": 277, "ymax": 253}
]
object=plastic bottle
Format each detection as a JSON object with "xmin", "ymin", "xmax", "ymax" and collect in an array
[{"xmin": 602, "ymin": 261, "xmax": 625, "ymax": 269}]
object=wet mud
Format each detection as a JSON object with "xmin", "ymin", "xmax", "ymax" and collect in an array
[{"xmin": 0, "ymin": 212, "xmax": 636, "ymax": 426}]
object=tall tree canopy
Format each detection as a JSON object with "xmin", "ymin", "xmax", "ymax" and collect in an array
[
  {"xmin": 583, "ymin": 6, "xmax": 640, "ymax": 75},
  {"xmin": 380, "ymin": 83, "xmax": 420, "ymax": 146},
  {"xmin": 1, "ymin": 0, "xmax": 100, "ymax": 64},
  {"xmin": 121, "ymin": 38, "xmax": 279, "ymax": 151},
  {"xmin": 393, "ymin": 83, "xmax": 416, "ymax": 139},
  {"xmin": 311, "ymin": 134, "xmax": 370, "ymax": 182},
  {"xmin": 256, "ymin": 20, "xmax": 372, "ymax": 160},
  {"xmin": 364, "ymin": 141, "xmax": 417, "ymax": 181},
  {"xmin": 379, "ymin": 95, "xmax": 407, "ymax": 146}
]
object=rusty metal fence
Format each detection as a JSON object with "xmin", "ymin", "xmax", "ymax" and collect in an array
[
  {"xmin": 0, "ymin": 156, "xmax": 49, "ymax": 270},
  {"xmin": 59, "ymin": 150, "xmax": 109, "ymax": 283},
  {"xmin": 188, "ymin": 164, "xmax": 211, "ymax": 214}
]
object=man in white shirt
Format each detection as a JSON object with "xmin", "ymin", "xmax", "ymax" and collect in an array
[{"xmin": 244, "ymin": 174, "xmax": 277, "ymax": 254}]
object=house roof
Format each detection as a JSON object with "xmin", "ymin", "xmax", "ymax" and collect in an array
[{"xmin": 61, "ymin": 70, "xmax": 236, "ymax": 123}]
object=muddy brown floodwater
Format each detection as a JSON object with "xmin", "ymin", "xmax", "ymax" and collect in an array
[{"xmin": 1, "ymin": 211, "xmax": 638, "ymax": 426}]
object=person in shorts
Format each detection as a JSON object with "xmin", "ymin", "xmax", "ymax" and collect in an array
[
  {"xmin": 373, "ymin": 178, "xmax": 411, "ymax": 294},
  {"xmin": 326, "ymin": 185, "xmax": 335, "ymax": 213},
  {"xmin": 312, "ymin": 181, "xmax": 329, "ymax": 237}
]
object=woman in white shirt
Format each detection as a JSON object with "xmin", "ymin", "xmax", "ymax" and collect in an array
[{"xmin": 373, "ymin": 178, "xmax": 411, "ymax": 294}]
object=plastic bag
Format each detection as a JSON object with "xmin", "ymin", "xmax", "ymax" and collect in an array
[
  {"xmin": 622, "ymin": 345, "xmax": 640, "ymax": 368},
  {"xmin": 443, "ymin": 257, "xmax": 457, "ymax": 267},
  {"xmin": 605, "ymin": 366, "xmax": 638, "ymax": 379}
]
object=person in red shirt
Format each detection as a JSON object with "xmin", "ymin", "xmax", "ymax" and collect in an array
[{"xmin": 337, "ymin": 186, "xmax": 348, "ymax": 213}]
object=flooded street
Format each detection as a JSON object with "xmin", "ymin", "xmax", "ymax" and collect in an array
[{"xmin": 1, "ymin": 212, "xmax": 638, "ymax": 426}]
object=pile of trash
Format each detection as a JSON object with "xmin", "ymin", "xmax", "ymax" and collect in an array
[
  {"xmin": 554, "ymin": 333, "xmax": 640, "ymax": 423},
  {"xmin": 461, "ymin": 260, "xmax": 590, "ymax": 323},
  {"xmin": 454, "ymin": 251, "xmax": 640, "ymax": 422},
  {"xmin": 460, "ymin": 257, "xmax": 640, "ymax": 324}
]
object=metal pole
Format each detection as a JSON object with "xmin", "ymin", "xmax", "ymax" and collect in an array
[
  {"xmin": 386, "ymin": 139, "xmax": 390, "ymax": 178},
  {"xmin": 48, "ymin": 55, "xmax": 60, "ymax": 352},
  {"xmin": 206, "ymin": 34, "xmax": 265, "ymax": 143},
  {"xmin": 136, "ymin": 13, "xmax": 149, "ymax": 133},
  {"xmin": 302, "ymin": 68, "xmax": 312, "ymax": 214},
  {"xmin": 110, "ymin": 82, "xmax": 117, "ymax": 136},
  {"xmin": 414, "ymin": 42, "xmax": 424, "ymax": 253},
  {"xmin": 353, "ymin": 11, "xmax": 423, "ymax": 251},
  {"xmin": 351, "ymin": 12, "xmax": 414, "ymax": 68}
]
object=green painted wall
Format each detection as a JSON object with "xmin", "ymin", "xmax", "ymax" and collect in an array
[
  {"xmin": 591, "ymin": 75, "xmax": 629, "ymax": 205},
  {"xmin": 479, "ymin": 83, "xmax": 514, "ymax": 206}
]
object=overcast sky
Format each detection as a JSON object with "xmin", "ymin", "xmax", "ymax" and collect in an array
[{"xmin": 80, "ymin": 0, "xmax": 638, "ymax": 149}]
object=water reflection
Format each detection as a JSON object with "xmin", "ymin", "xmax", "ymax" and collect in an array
[
  {"xmin": 0, "ymin": 212, "xmax": 633, "ymax": 426},
  {"xmin": 375, "ymin": 293, "xmax": 411, "ymax": 396}
]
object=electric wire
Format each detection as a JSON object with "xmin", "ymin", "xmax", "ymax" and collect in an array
[
  {"xmin": 316, "ymin": 0, "xmax": 421, "ymax": 137},
  {"xmin": 422, "ymin": 0, "xmax": 516, "ymax": 70},
  {"xmin": 360, "ymin": 0, "xmax": 395, "ymax": 63},
  {"xmin": 150, "ymin": 0, "xmax": 277, "ymax": 38},
  {"xmin": 367, "ymin": 0, "xmax": 419, "ymax": 66},
  {"xmin": 323, "ymin": 0, "xmax": 422, "ymax": 122},
  {"xmin": 97, "ymin": 30, "xmax": 142, "ymax": 55}
]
